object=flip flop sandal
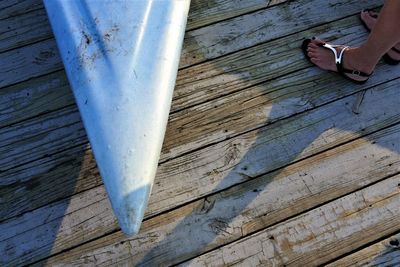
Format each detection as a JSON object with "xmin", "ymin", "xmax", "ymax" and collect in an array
[
  {"xmin": 360, "ymin": 9, "xmax": 400, "ymax": 65},
  {"xmin": 302, "ymin": 39, "xmax": 371, "ymax": 84}
]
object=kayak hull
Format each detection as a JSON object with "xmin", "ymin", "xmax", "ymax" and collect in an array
[{"xmin": 44, "ymin": 0, "xmax": 190, "ymax": 235}]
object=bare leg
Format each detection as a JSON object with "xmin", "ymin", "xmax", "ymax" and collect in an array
[
  {"xmin": 360, "ymin": 10, "xmax": 400, "ymax": 61},
  {"xmin": 359, "ymin": 0, "xmax": 400, "ymax": 65},
  {"xmin": 306, "ymin": 0, "xmax": 400, "ymax": 81}
]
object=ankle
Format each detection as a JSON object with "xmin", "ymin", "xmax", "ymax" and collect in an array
[{"xmin": 345, "ymin": 47, "xmax": 376, "ymax": 74}]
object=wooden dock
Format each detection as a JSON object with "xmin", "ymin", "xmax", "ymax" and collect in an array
[{"xmin": 1, "ymin": 0, "xmax": 400, "ymax": 266}]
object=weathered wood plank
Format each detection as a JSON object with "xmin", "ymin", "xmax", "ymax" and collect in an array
[
  {"xmin": 0, "ymin": 70, "xmax": 72, "ymax": 128},
  {"xmin": 2, "ymin": 81, "xmax": 400, "ymax": 265},
  {"xmin": 0, "ymin": 0, "xmax": 380, "ymax": 89},
  {"xmin": 0, "ymin": 0, "xmax": 42, "ymax": 20},
  {"xmin": 187, "ymin": 0, "xmax": 286, "ymax": 30},
  {"xmin": 29, "ymin": 126, "xmax": 400, "ymax": 266},
  {"xmin": 180, "ymin": 0, "xmax": 380, "ymax": 67},
  {"xmin": 0, "ymin": 7, "xmax": 52, "ymax": 53},
  {"xmin": 181, "ymin": 176, "xmax": 400, "ymax": 267},
  {"xmin": 0, "ymin": 38, "xmax": 61, "ymax": 88},
  {"xmin": 0, "ymin": 105, "xmax": 85, "ymax": 172},
  {"xmin": 326, "ymin": 233, "xmax": 400, "ymax": 267}
]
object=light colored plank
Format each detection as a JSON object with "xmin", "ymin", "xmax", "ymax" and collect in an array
[
  {"xmin": 326, "ymin": 233, "xmax": 400, "ymax": 267},
  {"xmin": 0, "ymin": 7, "xmax": 52, "ymax": 53},
  {"xmin": 181, "ymin": 176, "xmax": 400, "ymax": 267},
  {"xmin": 180, "ymin": 0, "xmax": 380, "ymax": 67},
  {"xmin": 187, "ymin": 0, "xmax": 286, "ymax": 30},
  {"xmin": 2, "ymin": 80, "xmax": 400, "ymax": 265},
  {"xmin": 31, "ymin": 127, "xmax": 400, "ymax": 266},
  {"xmin": 0, "ymin": 0, "xmax": 42, "ymax": 20},
  {"xmin": 0, "ymin": 0, "xmax": 380, "ymax": 89}
]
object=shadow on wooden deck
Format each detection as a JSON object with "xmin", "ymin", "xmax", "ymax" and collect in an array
[{"xmin": 134, "ymin": 35, "xmax": 400, "ymax": 265}]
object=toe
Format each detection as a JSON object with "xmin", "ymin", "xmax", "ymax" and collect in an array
[
  {"xmin": 308, "ymin": 42, "xmax": 319, "ymax": 49},
  {"xmin": 310, "ymin": 38, "xmax": 325, "ymax": 46},
  {"xmin": 307, "ymin": 50, "xmax": 317, "ymax": 58},
  {"xmin": 368, "ymin": 10, "xmax": 378, "ymax": 18},
  {"xmin": 310, "ymin": 57, "xmax": 319, "ymax": 65},
  {"xmin": 360, "ymin": 10, "xmax": 376, "ymax": 31},
  {"xmin": 360, "ymin": 10, "xmax": 367, "ymax": 21},
  {"xmin": 307, "ymin": 46, "xmax": 318, "ymax": 53}
]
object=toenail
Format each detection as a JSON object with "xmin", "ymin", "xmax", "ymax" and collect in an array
[{"xmin": 312, "ymin": 37, "xmax": 316, "ymax": 40}]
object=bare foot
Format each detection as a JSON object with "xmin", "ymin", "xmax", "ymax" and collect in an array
[
  {"xmin": 360, "ymin": 10, "xmax": 400, "ymax": 61},
  {"xmin": 305, "ymin": 38, "xmax": 373, "ymax": 83}
]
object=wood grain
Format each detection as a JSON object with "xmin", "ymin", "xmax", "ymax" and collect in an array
[
  {"xmin": 0, "ymin": 38, "xmax": 61, "ymax": 88},
  {"xmin": 187, "ymin": 0, "xmax": 286, "ymax": 30},
  {"xmin": 0, "ymin": 0, "xmax": 42, "ymax": 20},
  {"xmin": 0, "ymin": 70, "xmax": 73, "ymax": 128},
  {"xmin": 0, "ymin": 7, "xmax": 51, "ymax": 53}
]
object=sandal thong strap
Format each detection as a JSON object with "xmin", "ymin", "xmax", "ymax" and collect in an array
[{"xmin": 322, "ymin": 43, "xmax": 371, "ymax": 78}]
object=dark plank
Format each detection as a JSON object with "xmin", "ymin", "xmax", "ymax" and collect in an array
[
  {"xmin": 0, "ymin": 7, "xmax": 51, "ymax": 53},
  {"xmin": 0, "ymin": 0, "xmax": 42, "ymax": 20}
]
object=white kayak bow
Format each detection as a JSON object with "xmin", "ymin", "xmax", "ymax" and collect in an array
[{"xmin": 43, "ymin": 0, "xmax": 190, "ymax": 236}]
